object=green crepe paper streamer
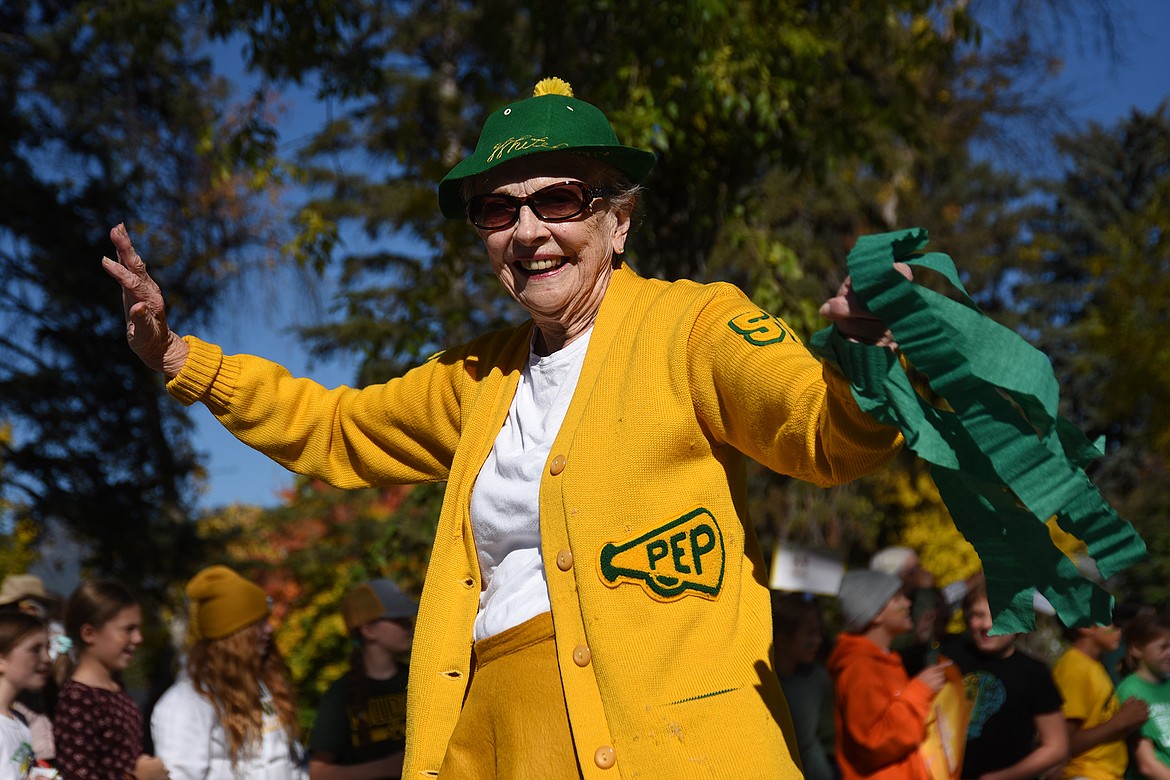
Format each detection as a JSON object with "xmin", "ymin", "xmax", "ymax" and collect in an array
[
  {"xmin": 843, "ymin": 232, "xmax": 1143, "ymax": 583},
  {"xmin": 810, "ymin": 229, "xmax": 1146, "ymax": 633}
]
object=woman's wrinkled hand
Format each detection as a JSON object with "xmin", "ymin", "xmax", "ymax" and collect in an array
[
  {"xmin": 818, "ymin": 261, "xmax": 913, "ymax": 350},
  {"xmin": 101, "ymin": 224, "xmax": 189, "ymax": 378}
]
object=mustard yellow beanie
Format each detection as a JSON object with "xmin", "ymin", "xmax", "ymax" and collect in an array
[{"xmin": 187, "ymin": 565, "xmax": 269, "ymax": 640}]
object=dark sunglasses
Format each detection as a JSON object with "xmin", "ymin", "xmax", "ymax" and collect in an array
[{"xmin": 466, "ymin": 181, "xmax": 615, "ymax": 230}]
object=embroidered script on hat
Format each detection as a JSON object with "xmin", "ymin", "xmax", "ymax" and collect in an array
[{"xmin": 487, "ymin": 135, "xmax": 570, "ymax": 164}]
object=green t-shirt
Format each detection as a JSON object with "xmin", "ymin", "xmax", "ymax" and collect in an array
[
  {"xmin": 309, "ymin": 667, "xmax": 408, "ymax": 775},
  {"xmin": 1117, "ymin": 673, "xmax": 1170, "ymax": 779}
]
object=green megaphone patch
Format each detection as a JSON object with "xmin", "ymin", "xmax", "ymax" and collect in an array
[{"xmin": 598, "ymin": 508, "xmax": 725, "ymax": 601}]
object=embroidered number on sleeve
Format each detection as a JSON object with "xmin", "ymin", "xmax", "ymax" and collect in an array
[{"xmin": 728, "ymin": 311, "xmax": 787, "ymax": 346}]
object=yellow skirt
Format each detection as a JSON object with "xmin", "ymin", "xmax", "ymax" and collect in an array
[{"xmin": 438, "ymin": 611, "xmax": 582, "ymax": 779}]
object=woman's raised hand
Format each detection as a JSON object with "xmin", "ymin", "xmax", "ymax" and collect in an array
[
  {"xmin": 818, "ymin": 261, "xmax": 913, "ymax": 350},
  {"xmin": 101, "ymin": 224, "xmax": 189, "ymax": 378}
]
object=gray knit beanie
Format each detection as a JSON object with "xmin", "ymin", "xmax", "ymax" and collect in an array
[{"xmin": 837, "ymin": 570, "xmax": 903, "ymax": 632}]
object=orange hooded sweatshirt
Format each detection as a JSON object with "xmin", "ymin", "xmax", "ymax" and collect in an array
[{"xmin": 827, "ymin": 632, "xmax": 934, "ymax": 780}]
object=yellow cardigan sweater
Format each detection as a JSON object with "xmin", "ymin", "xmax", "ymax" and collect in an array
[{"xmin": 168, "ymin": 264, "xmax": 902, "ymax": 779}]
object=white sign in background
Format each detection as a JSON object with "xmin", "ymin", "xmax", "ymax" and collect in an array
[{"xmin": 770, "ymin": 545, "xmax": 845, "ymax": 596}]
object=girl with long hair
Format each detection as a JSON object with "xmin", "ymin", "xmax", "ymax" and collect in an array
[
  {"xmin": 0, "ymin": 611, "xmax": 55, "ymax": 778},
  {"xmin": 150, "ymin": 566, "xmax": 303, "ymax": 779},
  {"xmin": 51, "ymin": 581, "xmax": 167, "ymax": 780}
]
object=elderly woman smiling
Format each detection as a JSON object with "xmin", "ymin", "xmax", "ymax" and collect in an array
[{"xmin": 104, "ymin": 78, "xmax": 904, "ymax": 779}]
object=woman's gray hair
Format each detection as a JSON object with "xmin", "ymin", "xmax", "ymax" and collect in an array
[{"xmin": 594, "ymin": 169, "xmax": 642, "ymax": 216}]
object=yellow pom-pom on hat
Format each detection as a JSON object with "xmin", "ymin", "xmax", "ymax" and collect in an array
[
  {"xmin": 187, "ymin": 565, "xmax": 269, "ymax": 641},
  {"xmin": 533, "ymin": 77, "xmax": 573, "ymax": 98}
]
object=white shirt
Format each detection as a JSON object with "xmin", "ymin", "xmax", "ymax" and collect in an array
[
  {"xmin": 0, "ymin": 714, "xmax": 35, "ymax": 780},
  {"xmin": 151, "ymin": 678, "xmax": 305, "ymax": 780},
  {"xmin": 471, "ymin": 329, "xmax": 591, "ymax": 641}
]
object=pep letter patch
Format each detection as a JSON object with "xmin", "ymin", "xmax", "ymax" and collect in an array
[{"xmin": 598, "ymin": 508, "xmax": 725, "ymax": 601}]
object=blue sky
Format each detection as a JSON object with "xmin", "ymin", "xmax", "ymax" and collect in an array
[{"xmin": 190, "ymin": 1, "xmax": 1170, "ymax": 510}]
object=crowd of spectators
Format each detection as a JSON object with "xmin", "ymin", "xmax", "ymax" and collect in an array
[
  {"xmin": 4, "ymin": 545, "xmax": 1168, "ymax": 780},
  {"xmin": 0, "ymin": 571, "xmax": 410, "ymax": 780},
  {"xmin": 776, "ymin": 546, "xmax": 1167, "ymax": 780}
]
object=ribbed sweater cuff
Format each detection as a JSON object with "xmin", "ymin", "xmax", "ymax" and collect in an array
[
  {"xmin": 814, "ymin": 325, "xmax": 899, "ymax": 386},
  {"xmin": 166, "ymin": 335, "xmax": 230, "ymax": 407}
]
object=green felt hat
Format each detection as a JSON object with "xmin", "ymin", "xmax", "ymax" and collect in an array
[{"xmin": 438, "ymin": 77, "xmax": 657, "ymax": 219}]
